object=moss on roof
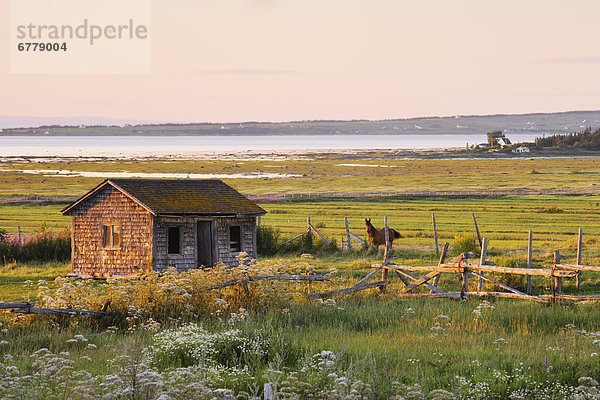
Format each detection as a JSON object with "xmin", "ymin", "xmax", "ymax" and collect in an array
[{"xmin": 63, "ymin": 178, "xmax": 266, "ymax": 216}]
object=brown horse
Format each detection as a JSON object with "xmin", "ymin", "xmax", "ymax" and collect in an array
[{"xmin": 365, "ymin": 218, "xmax": 400, "ymax": 247}]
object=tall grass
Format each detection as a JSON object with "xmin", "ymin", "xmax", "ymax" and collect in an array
[
  {"xmin": 2, "ymin": 295, "xmax": 600, "ymax": 398},
  {"xmin": 257, "ymin": 225, "xmax": 341, "ymax": 257}
]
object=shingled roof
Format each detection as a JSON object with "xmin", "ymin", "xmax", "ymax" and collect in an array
[{"xmin": 62, "ymin": 178, "xmax": 266, "ymax": 216}]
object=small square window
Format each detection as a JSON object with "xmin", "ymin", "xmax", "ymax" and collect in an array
[
  {"xmin": 168, "ymin": 227, "xmax": 181, "ymax": 254},
  {"xmin": 229, "ymin": 225, "xmax": 241, "ymax": 252},
  {"xmin": 103, "ymin": 225, "xmax": 121, "ymax": 248}
]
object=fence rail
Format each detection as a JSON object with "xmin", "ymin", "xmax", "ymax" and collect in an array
[{"xmin": 0, "ymin": 302, "xmax": 109, "ymax": 316}]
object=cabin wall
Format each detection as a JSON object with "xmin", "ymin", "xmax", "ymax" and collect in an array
[
  {"xmin": 215, "ymin": 217, "xmax": 256, "ymax": 266},
  {"xmin": 70, "ymin": 186, "xmax": 153, "ymax": 275},
  {"xmin": 153, "ymin": 216, "xmax": 198, "ymax": 272},
  {"xmin": 153, "ymin": 216, "xmax": 257, "ymax": 271}
]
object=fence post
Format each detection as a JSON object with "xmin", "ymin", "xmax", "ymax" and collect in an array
[
  {"xmin": 264, "ymin": 382, "xmax": 274, "ymax": 400},
  {"xmin": 461, "ymin": 267, "xmax": 469, "ymax": 299},
  {"xmin": 554, "ymin": 250, "xmax": 561, "ymax": 301},
  {"xmin": 527, "ymin": 230, "xmax": 533, "ymax": 295},
  {"xmin": 431, "ymin": 242, "xmax": 449, "ymax": 291},
  {"xmin": 472, "ymin": 213, "xmax": 482, "ymax": 248},
  {"xmin": 17, "ymin": 226, "xmax": 22, "ymax": 254},
  {"xmin": 380, "ymin": 216, "xmax": 390, "ymax": 293},
  {"xmin": 432, "ymin": 213, "xmax": 439, "ymax": 256},
  {"xmin": 306, "ymin": 266, "xmax": 313, "ymax": 295},
  {"xmin": 577, "ymin": 228, "xmax": 583, "ymax": 289},
  {"xmin": 345, "ymin": 217, "xmax": 351, "ymax": 251},
  {"xmin": 478, "ymin": 237, "xmax": 488, "ymax": 292}
]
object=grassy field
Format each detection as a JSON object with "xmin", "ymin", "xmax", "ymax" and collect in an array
[
  {"xmin": 4, "ymin": 192, "xmax": 600, "ymax": 301},
  {"xmin": 3, "ymin": 154, "xmax": 600, "ymax": 398},
  {"xmin": 0, "ymin": 262, "xmax": 68, "ymax": 302},
  {"xmin": 4, "ymin": 194, "xmax": 600, "ymax": 263},
  {"xmin": 3, "ymin": 153, "xmax": 600, "ymax": 197}
]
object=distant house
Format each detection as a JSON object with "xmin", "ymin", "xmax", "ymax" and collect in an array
[
  {"xmin": 497, "ymin": 137, "xmax": 512, "ymax": 147},
  {"xmin": 514, "ymin": 146, "xmax": 530, "ymax": 153},
  {"xmin": 61, "ymin": 179, "xmax": 266, "ymax": 277}
]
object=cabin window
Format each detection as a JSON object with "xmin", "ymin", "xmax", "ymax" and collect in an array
[
  {"xmin": 168, "ymin": 227, "xmax": 181, "ymax": 254},
  {"xmin": 103, "ymin": 225, "xmax": 121, "ymax": 248},
  {"xmin": 229, "ymin": 225, "xmax": 241, "ymax": 252}
]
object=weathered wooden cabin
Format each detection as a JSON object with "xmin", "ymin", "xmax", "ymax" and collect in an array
[{"xmin": 61, "ymin": 178, "xmax": 266, "ymax": 276}]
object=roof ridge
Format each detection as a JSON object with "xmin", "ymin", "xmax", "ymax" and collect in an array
[{"xmin": 63, "ymin": 178, "xmax": 266, "ymax": 216}]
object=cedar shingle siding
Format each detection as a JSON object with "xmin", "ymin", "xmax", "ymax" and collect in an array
[{"xmin": 62, "ymin": 179, "xmax": 265, "ymax": 276}]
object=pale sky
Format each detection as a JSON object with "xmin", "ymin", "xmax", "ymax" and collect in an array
[{"xmin": 1, "ymin": 0, "xmax": 599, "ymax": 123}]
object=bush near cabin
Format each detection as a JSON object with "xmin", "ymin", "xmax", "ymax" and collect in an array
[{"xmin": 0, "ymin": 224, "xmax": 70, "ymax": 263}]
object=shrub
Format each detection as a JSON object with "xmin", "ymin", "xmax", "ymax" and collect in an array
[
  {"xmin": 484, "ymin": 257, "xmax": 527, "ymax": 292},
  {"xmin": 257, "ymin": 226, "xmax": 281, "ymax": 257},
  {"xmin": 536, "ymin": 204, "xmax": 564, "ymax": 214},
  {"xmin": 453, "ymin": 233, "xmax": 479, "ymax": 255},
  {"xmin": 276, "ymin": 231, "xmax": 340, "ymax": 257},
  {"xmin": 0, "ymin": 229, "xmax": 19, "ymax": 263},
  {"xmin": 258, "ymin": 225, "xmax": 340, "ymax": 257},
  {"xmin": 0, "ymin": 224, "xmax": 71, "ymax": 264},
  {"xmin": 298, "ymin": 231, "xmax": 314, "ymax": 253},
  {"xmin": 36, "ymin": 256, "xmax": 325, "ymax": 322}
]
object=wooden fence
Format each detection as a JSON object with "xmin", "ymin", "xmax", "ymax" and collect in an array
[
  {"xmin": 309, "ymin": 224, "xmax": 600, "ymax": 304},
  {"xmin": 0, "ymin": 302, "xmax": 110, "ymax": 316},
  {"xmin": 273, "ymin": 213, "xmax": 597, "ymax": 303}
]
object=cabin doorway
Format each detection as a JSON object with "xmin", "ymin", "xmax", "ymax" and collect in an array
[{"xmin": 197, "ymin": 221, "xmax": 214, "ymax": 267}]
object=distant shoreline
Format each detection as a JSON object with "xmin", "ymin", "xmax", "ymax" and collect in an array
[
  {"xmin": 1, "ymin": 147, "xmax": 599, "ymax": 163},
  {"xmin": 2, "ymin": 110, "xmax": 600, "ymax": 137}
]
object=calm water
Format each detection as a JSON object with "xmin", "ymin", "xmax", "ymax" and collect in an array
[{"xmin": 0, "ymin": 134, "xmax": 541, "ymax": 157}]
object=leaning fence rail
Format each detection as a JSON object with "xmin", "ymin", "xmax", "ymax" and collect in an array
[
  {"xmin": 0, "ymin": 302, "xmax": 109, "ymax": 316},
  {"xmin": 309, "ymin": 255, "xmax": 600, "ymax": 304},
  {"xmin": 306, "ymin": 223, "xmax": 600, "ymax": 304}
]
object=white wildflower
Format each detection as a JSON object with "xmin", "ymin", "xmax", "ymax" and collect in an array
[{"xmin": 579, "ymin": 377, "xmax": 599, "ymax": 386}]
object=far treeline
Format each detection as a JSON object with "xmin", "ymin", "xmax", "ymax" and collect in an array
[
  {"xmin": 533, "ymin": 127, "xmax": 600, "ymax": 150},
  {"xmin": 486, "ymin": 127, "xmax": 600, "ymax": 150}
]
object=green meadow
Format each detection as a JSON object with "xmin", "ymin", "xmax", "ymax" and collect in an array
[
  {"xmin": 3, "ymin": 194, "xmax": 600, "ymax": 264},
  {"xmin": 2, "ymin": 154, "xmax": 600, "ymax": 398},
  {"xmin": 2, "ymin": 152, "xmax": 600, "ymax": 197}
]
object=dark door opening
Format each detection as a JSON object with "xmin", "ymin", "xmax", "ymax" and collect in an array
[{"xmin": 197, "ymin": 221, "xmax": 213, "ymax": 267}]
